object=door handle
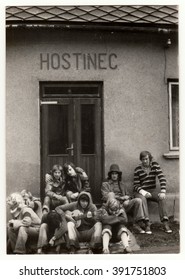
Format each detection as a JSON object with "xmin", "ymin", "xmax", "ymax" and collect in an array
[{"xmin": 66, "ymin": 143, "xmax": 74, "ymax": 156}]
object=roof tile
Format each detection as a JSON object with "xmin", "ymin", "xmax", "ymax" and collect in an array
[{"xmin": 6, "ymin": 5, "xmax": 178, "ymax": 25}]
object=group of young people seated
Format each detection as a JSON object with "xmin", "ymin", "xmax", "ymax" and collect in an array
[{"xmin": 6, "ymin": 151, "xmax": 172, "ymax": 254}]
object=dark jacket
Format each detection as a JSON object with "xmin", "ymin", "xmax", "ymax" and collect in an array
[
  {"xmin": 101, "ymin": 179, "xmax": 129, "ymax": 201},
  {"xmin": 64, "ymin": 168, "xmax": 89, "ymax": 194},
  {"xmin": 45, "ymin": 174, "xmax": 66, "ymax": 198},
  {"xmin": 55, "ymin": 192, "xmax": 97, "ymax": 231}
]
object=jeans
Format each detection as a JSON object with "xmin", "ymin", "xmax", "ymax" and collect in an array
[
  {"xmin": 67, "ymin": 221, "xmax": 102, "ymax": 249},
  {"xmin": 134, "ymin": 191, "xmax": 169, "ymax": 221},
  {"xmin": 8, "ymin": 225, "xmax": 40, "ymax": 254},
  {"xmin": 123, "ymin": 198, "xmax": 145, "ymax": 222},
  {"xmin": 43, "ymin": 195, "xmax": 68, "ymax": 212}
]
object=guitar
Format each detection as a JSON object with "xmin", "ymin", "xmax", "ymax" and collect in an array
[{"xmin": 65, "ymin": 209, "xmax": 95, "ymax": 228}]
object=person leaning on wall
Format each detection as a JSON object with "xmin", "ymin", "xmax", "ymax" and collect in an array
[{"xmin": 133, "ymin": 150, "xmax": 172, "ymax": 234}]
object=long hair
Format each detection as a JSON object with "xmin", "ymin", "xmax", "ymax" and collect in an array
[
  {"xmin": 51, "ymin": 164, "xmax": 63, "ymax": 177},
  {"xmin": 139, "ymin": 151, "xmax": 153, "ymax": 162},
  {"xmin": 63, "ymin": 162, "xmax": 76, "ymax": 177},
  {"xmin": 47, "ymin": 211, "xmax": 61, "ymax": 232}
]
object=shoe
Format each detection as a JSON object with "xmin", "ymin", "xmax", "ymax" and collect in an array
[
  {"xmin": 133, "ymin": 223, "xmax": 145, "ymax": 234},
  {"xmin": 145, "ymin": 225, "xmax": 152, "ymax": 234},
  {"xmin": 55, "ymin": 245, "xmax": 61, "ymax": 254},
  {"xmin": 103, "ymin": 248, "xmax": 110, "ymax": 254},
  {"xmin": 124, "ymin": 246, "xmax": 133, "ymax": 254},
  {"xmin": 86, "ymin": 248, "xmax": 93, "ymax": 254},
  {"xmin": 145, "ymin": 221, "xmax": 152, "ymax": 234},
  {"xmin": 69, "ymin": 246, "xmax": 76, "ymax": 254},
  {"xmin": 163, "ymin": 221, "xmax": 172, "ymax": 233},
  {"xmin": 37, "ymin": 248, "xmax": 42, "ymax": 254}
]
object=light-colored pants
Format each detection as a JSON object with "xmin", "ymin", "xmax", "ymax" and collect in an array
[
  {"xmin": 123, "ymin": 198, "xmax": 145, "ymax": 222},
  {"xmin": 8, "ymin": 225, "xmax": 40, "ymax": 254},
  {"xmin": 134, "ymin": 191, "xmax": 169, "ymax": 221},
  {"xmin": 37, "ymin": 223, "xmax": 49, "ymax": 249},
  {"xmin": 67, "ymin": 221, "xmax": 102, "ymax": 249}
]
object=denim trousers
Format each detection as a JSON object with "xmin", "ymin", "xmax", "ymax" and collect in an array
[
  {"xmin": 134, "ymin": 191, "xmax": 169, "ymax": 221},
  {"xmin": 8, "ymin": 225, "xmax": 40, "ymax": 254},
  {"xmin": 67, "ymin": 221, "xmax": 102, "ymax": 249}
]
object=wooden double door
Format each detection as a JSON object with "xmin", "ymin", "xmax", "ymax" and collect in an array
[{"xmin": 40, "ymin": 83, "xmax": 103, "ymax": 203}]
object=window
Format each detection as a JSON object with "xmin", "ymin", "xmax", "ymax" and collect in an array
[{"xmin": 169, "ymin": 81, "xmax": 179, "ymax": 151}]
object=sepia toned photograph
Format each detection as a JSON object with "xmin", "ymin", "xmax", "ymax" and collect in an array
[{"xmin": 6, "ymin": 4, "xmax": 179, "ymax": 255}]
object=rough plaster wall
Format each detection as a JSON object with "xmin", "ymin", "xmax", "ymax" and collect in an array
[{"xmin": 6, "ymin": 29, "xmax": 179, "ymax": 209}]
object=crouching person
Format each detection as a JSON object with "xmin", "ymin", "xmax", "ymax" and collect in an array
[
  {"xmin": 21, "ymin": 189, "xmax": 42, "ymax": 219},
  {"xmin": 37, "ymin": 210, "xmax": 68, "ymax": 254},
  {"xmin": 7, "ymin": 192, "xmax": 41, "ymax": 254},
  {"xmin": 56, "ymin": 192, "xmax": 102, "ymax": 254},
  {"xmin": 98, "ymin": 199, "xmax": 134, "ymax": 254}
]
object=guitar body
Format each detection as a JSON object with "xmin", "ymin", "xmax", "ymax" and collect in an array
[
  {"xmin": 65, "ymin": 209, "xmax": 84, "ymax": 228},
  {"xmin": 65, "ymin": 209, "xmax": 94, "ymax": 228}
]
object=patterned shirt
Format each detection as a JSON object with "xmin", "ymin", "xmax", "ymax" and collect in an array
[{"xmin": 134, "ymin": 161, "xmax": 166, "ymax": 193}]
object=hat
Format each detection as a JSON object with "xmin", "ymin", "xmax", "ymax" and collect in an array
[{"xmin": 108, "ymin": 164, "xmax": 122, "ymax": 177}]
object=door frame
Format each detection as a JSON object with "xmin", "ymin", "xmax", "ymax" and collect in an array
[{"xmin": 39, "ymin": 81, "xmax": 104, "ymax": 202}]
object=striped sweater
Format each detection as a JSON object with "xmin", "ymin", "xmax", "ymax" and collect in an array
[{"xmin": 134, "ymin": 161, "xmax": 166, "ymax": 193}]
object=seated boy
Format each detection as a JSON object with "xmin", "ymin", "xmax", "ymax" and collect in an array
[
  {"xmin": 37, "ymin": 210, "xmax": 68, "ymax": 254},
  {"xmin": 63, "ymin": 163, "xmax": 90, "ymax": 202},
  {"xmin": 55, "ymin": 192, "xmax": 102, "ymax": 254},
  {"xmin": 98, "ymin": 198, "xmax": 133, "ymax": 254},
  {"xmin": 7, "ymin": 192, "xmax": 41, "ymax": 254},
  {"xmin": 43, "ymin": 164, "xmax": 68, "ymax": 214},
  {"xmin": 21, "ymin": 189, "xmax": 42, "ymax": 219}
]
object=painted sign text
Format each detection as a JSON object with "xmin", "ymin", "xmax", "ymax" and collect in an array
[{"xmin": 40, "ymin": 53, "xmax": 118, "ymax": 70}]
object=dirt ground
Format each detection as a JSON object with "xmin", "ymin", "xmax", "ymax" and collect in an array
[{"xmin": 131, "ymin": 221, "xmax": 180, "ymax": 254}]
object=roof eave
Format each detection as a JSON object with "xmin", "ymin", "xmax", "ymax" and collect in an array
[{"xmin": 6, "ymin": 21, "xmax": 178, "ymax": 33}]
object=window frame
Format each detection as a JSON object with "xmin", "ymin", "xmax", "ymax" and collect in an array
[{"xmin": 168, "ymin": 80, "xmax": 179, "ymax": 151}]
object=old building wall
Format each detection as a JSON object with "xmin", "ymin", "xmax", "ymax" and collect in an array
[{"xmin": 6, "ymin": 28, "xmax": 179, "ymax": 216}]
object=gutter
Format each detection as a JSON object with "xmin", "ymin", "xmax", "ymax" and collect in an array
[{"xmin": 6, "ymin": 22, "xmax": 178, "ymax": 33}]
